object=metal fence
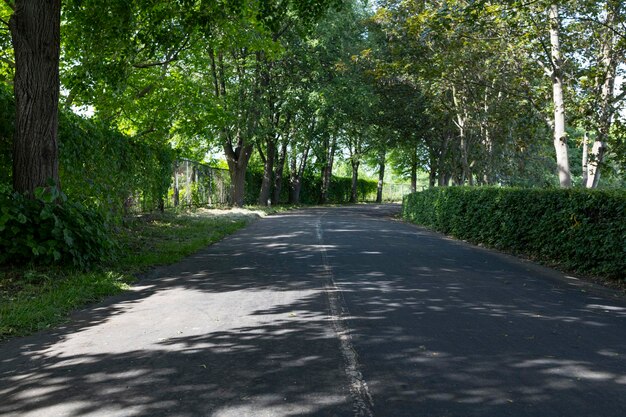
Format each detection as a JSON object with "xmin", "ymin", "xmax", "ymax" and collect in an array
[
  {"xmin": 160, "ymin": 159, "xmax": 413, "ymax": 209},
  {"xmin": 381, "ymin": 183, "xmax": 413, "ymax": 202},
  {"xmin": 167, "ymin": 159, "xmax": 231, "ymax": 208}
]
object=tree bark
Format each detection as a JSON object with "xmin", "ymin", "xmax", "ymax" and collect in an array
[
  {"xmin": 273, "ymin": 140, "xmax": 288, "ymax": 204},
  {"xmin": 376, "ymin": 148, "xmax": 386, "ymax": 203},
  {"xmin": 452, "ymin": 85, "xmax": 472, "ymax": 186},
  {"xmin": 548, "ymin": 4, "xmax": 572, "ymax": 188},
  {"xmin": 319, "ymin": 134, "xmax": 337, "ymax": 204},
  {"xmin": 586, "ymin": 140, "xmax": 606, "ymax": 188},
  {"xmin": 428, "ymin": 151, "xmax": 437, "ymax": 188},
  {"xmin": 581, "ymin": 132, "xmax": 589, "ymax": 186},
  {"xmin": 288, "ymin": 142, "xmax": 310, "ymax": 205},
  {"xmin": 410, "ymin": 157, "xmax": 417, "ymax": 193},
  {"xmin": 436, "ymin": 135, "xmax": 450, "ymax": 187},
  {"xmin": 258, "ymin": 137, "xmax": 276, "ymax": 205},
  {"xmin": 224, "ymin": 138, "xmax": 253, "ymax": 207},
  {"xmin": 586, "ymin": 1, "xmax": 619, "ymax": 188},
  {"xmin": 350, "ymin": 160, "xmax": 359, "ymax": 203},
  {"xmin": 10, "ymin": 0, "xmax": 62, "ymax": 196}
]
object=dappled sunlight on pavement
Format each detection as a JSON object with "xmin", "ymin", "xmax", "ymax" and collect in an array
[{"xmin": 1, "ymin": 204, "xmax": 625, "ymax": 417}]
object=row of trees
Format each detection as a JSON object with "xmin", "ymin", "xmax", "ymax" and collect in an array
[
  {"xmin": 366, "ymin": 0, "xmax": 625, "ymax": 189},
  {"xmin": 1, "ymin": 0, "xmax": 624, "ymax": 210}
]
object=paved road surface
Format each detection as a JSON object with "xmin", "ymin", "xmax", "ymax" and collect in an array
[{"xmin": 1, "ymin": 205, "xmax": 625, "ymax": 416}]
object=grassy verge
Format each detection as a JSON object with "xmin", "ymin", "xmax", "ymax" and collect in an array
[{"xmin": 0, "ymin": 208, "xmax": 265, "ymax": 341}]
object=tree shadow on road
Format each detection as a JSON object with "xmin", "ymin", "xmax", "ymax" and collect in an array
[{"xmin": 1, "ymin": 205, "xmax": 625, "ymax": 417}]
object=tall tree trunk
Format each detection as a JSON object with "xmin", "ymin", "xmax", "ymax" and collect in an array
[
  {"xmin": 410, "ymin": 149, "xmax": 418, "ymax": 193},
  {"xmin": 428, "ymin": 151, "xmax": 437, "ymax": 188},
  {"xmin": 548, "ymin": 4, "xmax": 572, "ymax": 187},
  {"xmin": 10, "ymin": 0, "xmax": 61, "ymax": 196},
  {"xmin": 452, "ymin": 85, "xmax": 472, "ymax": 185},
  {"xmin": 288, "ymin": 142, "xmax": 310, "ymax": 205},
  {"xmin": 376, "ymin": 148, "xmax": 386, "ymax": 203},
  {"xmin": 258, "ymin": 137, "xmax": 276, "ymax": 205},
  {"xmin": 273, "ymin": 140, "xmax": 287, "ymax": 204},
  {"xmin": 224, "ymin": 139, "xmax": 253, "ymax": 207},
  {"xmin": 581, "ymin": 132, "xmax": 589, "ymax": 186},
  {"xmin": 320, "ymin": 134, "xmax": 337, "ymax": 204},
  {"xmin": 289, "ymin": 179, "xmax": 302, "ymax": 204},
  {"xmin": 587, "ymin": 1, "xmax": 619, "ymax": 188},
  {"xmin": 586, "ymin": 141, "xmax": 606, "ymax": 188},
  {"xmin": 436, "ymin": 135, "xmax": 450, "ymax": 187},
  {"xmin": 350, "ymin": 160, "xmax": 360, "ymax": 203}
]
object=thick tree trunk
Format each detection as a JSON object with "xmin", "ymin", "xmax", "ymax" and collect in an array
[
  {"xmin": 319, "ymin": 135, "xmax": 337, "ymax": 204},
  {"xmin": 548, "ymin": 4, "xmax": 572, "ymax": 188},
  {"xmin": 586, "ymin": 140, "xmax": 606, "ymax": 188},
  {"xmin": 10, "ymin": 0, "xmax": 62, "ymax": 196},
  {"xmin": 376, "ymin": 148, "xmax": 385, "ymax": 203},
  {"xmin": 350, "ymin": 160, "xmax": 360, "ymax": 203},
  {"xmin": 230, "ymin": 165, "xmax": 247, "ymax": 207},
  {"xmin": 258, "ymin": 137, "xmax": 276, "ymax": 205},
  {"xmin": 224, "ymin": 141, "xmax": 253, "ymax": 207},
  {"xmin": 288, "ymin": 143, "xmax": 310, "ymax": 205},
  {"xmin": 289, "ymin": 180, "xmax": 302, "ymax": 204}
]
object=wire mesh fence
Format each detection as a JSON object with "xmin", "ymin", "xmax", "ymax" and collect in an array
[
  {"xmin": 125, "ymin": 158, "xmax": 413, "ymax": 212},
  {"xmin": 381, "ymin": 183, "xmax": 413, "ymax": 202},
  {"xmin": 167, "ymin": 159, "xmax": 231, "ymax": 208}
]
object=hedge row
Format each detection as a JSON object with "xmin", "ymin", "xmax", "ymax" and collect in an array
[
  {"xmin": 402, "ymin": 187, "xmax": 626, "ymax": 279},
  {"xmin": 243, "ymin": 170, "xmax": 378, "ymax": 205},
  {"xmin": 295, "ymin": 174, "xmax": 378, "ymax": 205}
]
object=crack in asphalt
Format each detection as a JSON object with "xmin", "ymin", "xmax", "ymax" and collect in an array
[{"xmin": 316, "ymin": 219, "xmax": 374, "ymax": 417}]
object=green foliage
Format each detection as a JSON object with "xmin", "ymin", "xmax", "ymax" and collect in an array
[
  {"xmin": 0, "ymin": 186, "xmax": 116, "ymax": 268},
  {"xmin": 0, "ymin": 86, "xmax": 176, "ymax": 214},
  {"xmin": 327, "ymin": 176, "xmax": 378, "ymax": 203},
  {"xmin": 0, "ymin": 208, "xmax": 259, "ymax": 340},
  {"xmin": 58, "ymin": 111, "xmax": 175, "ymax": 214},
  {"xmin": 403, "ymin": 187, "xmax": 626, "ymax": 279}
]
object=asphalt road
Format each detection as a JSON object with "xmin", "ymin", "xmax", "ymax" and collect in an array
[{"xmin": 1, "ymin": 204, "xmax": 625, "ymax": 417}]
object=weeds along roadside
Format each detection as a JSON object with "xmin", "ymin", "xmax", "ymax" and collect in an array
[{"xmin": 0, "ymin": 206, "xmax": 284, "ymax": 341}]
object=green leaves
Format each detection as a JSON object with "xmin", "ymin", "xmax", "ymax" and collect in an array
[{"xmin": 0, "ymin": 186, "xmax": 117, "ymax": 268}]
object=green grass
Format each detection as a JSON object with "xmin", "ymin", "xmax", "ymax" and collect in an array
[{"xmin": 0, "ymin": 208, "xmax": 263, "ymax": 341}]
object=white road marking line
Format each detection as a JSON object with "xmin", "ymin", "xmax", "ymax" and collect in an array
[{"xmin": 317, "ymin": 220, "xmax": 374, "ymax": 417}]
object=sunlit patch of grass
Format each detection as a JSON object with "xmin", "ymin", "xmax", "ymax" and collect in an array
[
  {"xmin": 116, "ymin": 213, "xmax": 255, "ymax": 271},
  {"xmin": 0, "ymin": 270, "xmax": 131, "ymax": 338},
  {"xmin": 0, "ymin": 208, "xmax": 263, "ymax": 341}
]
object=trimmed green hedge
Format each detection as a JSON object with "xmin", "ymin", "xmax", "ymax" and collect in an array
[
  {"xmin": 402, "ymin": 187, "xmax": 626, "ymax": 279},
  {"xmin": 297, "ymin": 174, "xmax": 378, "ymax": 204}
]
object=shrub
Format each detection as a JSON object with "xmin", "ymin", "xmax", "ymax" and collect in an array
[
  {"xmin": 0, "ymin": 185, "xmax": 116, "ymax": 268},
  {"xmin": 403, "ymin": 187, "xmax": 626, "ymax": 279}
]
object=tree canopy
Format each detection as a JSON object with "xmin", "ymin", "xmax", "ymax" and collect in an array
[{"xmin": 1, "ymin": 0, "xmax": 624, "ymax": 206}]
